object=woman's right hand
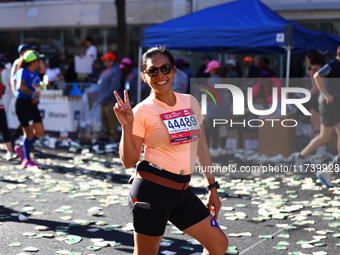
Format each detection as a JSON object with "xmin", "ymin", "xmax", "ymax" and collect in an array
[
  {"xmin": 324, "ymin": 93, "xmax": 334, "ymax": 104},
  {"xmin": 113, "ymin": 90, "xmax": 134, "ymax": 127},
  {"xmin": 31, "ymin": 97, "xmax": 39, "ymax": 105}
]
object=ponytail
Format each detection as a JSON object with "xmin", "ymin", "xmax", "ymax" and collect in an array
[{"xmin": 15, "ymin": 57, "xmax": 30, "ymax": 73}]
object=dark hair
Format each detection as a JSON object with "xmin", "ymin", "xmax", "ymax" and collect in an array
[
  {"xmin": 15, "ymin": 57, "xmax": 33, "ymax": 73},
  {"xmin": 66, "ymin": 54, "xmax": 74, "ymax": 60},
  {"xmin": 202, "ymin": 55, "xmax": 212, "ymax": 61},
  {"xmin": 85, "ymin": 36, "xmax": 94, "ymax": 45},
  {"xmin": 215, "ymin": 67, "xmax": 227, "ymax": 78},
  {"xmin": 262, "ymin": 56, "xmax": 270, "ymax": 66},
  {"xmin": 140, "ymin": 46, "xmax": 175, "ymax": 72},
  {"xmin": 306, "ymin": 50, "xmax": 322, "ymax": 65},
  {"xmin": 48, "ymin": 58, "xmax": 59, "ymax": 69}
]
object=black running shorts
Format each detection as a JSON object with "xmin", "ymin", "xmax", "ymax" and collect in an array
[
  {"xmin": 15, "ymin": 98, "xmax": 42, "ymax": 128},
  {"xmin": 129, "ymin": 162, "xmax": 210, "ymax": 236}
]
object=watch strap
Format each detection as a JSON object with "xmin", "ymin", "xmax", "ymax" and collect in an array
[{"xmin": 207, "ymin": 181, "xmax": 220, "ymax": 190}]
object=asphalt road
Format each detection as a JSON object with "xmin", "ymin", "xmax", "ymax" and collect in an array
[{"xmin": 0, "ymin": 144, "xmax": 340, "ymax": 255}]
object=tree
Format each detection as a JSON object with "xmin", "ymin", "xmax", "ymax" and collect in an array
[{"xmin": 115, "ymin": 0, "xmax": 127, "ymax": 61}]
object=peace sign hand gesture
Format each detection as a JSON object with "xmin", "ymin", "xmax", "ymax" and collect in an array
[{"xmin": 113, "ymin": 90, "xmax": 134, "ymax": 127}]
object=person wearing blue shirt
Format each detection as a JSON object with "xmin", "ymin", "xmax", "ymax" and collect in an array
[
  {"xmin": 14, "ymin": 50, "xmax": 45, "ymax": 169},
  {"xmin": 294, "ymin": 46, "xmax": 340, "ymax": 187}
]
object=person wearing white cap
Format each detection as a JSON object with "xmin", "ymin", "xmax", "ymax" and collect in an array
[{"xmin": 225, "ymin": 59, "xmax": 239, "ymax": 79}]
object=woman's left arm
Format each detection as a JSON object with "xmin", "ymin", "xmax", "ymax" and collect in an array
[{"xmin": 196, "ymin": 123, "xmax": 222, "ymax": 219}]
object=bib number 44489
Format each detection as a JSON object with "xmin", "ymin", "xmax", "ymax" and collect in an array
[{"xmin": 160, "ymin": 109, "xmax": 200, "ymax": 145}]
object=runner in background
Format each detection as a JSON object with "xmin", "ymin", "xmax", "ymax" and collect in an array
[
  {"xmin": 11, "ymin": 44, "xmax": 46, "ymax": 93},
  {"xmin": 0, "ymin": 57, "xmax": 17, "ymax": 161},
  {"xmin": 305, "ymin": 50, "xmax": 324, "ymax": 156},
  {"xmin": 14, "ymin": 50, "xmax": 45, "ymax": 169},
  {"xmin": 294, "ymin": 46, "xmax": 340, "ymax": 187},
  {"xmin": 10, "ymin": 44, "xmax": 46, "ymax": 148}
]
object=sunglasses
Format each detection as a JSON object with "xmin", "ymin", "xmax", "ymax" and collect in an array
[{"xmin": 144, "ymin": 64, "xmax": 173, "ymax": 77}]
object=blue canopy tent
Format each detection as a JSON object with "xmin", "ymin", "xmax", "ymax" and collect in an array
[
  {"xmin": 142, "ymin": 0, "xmax": 340, "ymax": 53},
  {"xmin": 138, "ymin": 0, "xmax": 340, "ymax": 99}
]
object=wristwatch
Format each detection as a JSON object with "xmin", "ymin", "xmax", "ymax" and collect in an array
[{"xmin": 207, "ymin": 181, "xmax": 220, "ymax": 190}]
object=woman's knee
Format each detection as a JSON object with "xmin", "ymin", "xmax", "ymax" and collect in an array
[
  {"xmin": 133, "ymin": 247, "xmax": 159, "ymax": 255},
  {"xmin": 33, "ymin": 124, "xmax": 44, "ymax": 137},
  {"xmin": 23, "ymin": 127, "xmax": 33, "ymax": 139},
  {"xmin": 317, "ymin": 132, "xmax": 332, "ymax": 143},
  {"xmin": 204, "ymin": 235, "xmax": 228, "ymax": 254},
  {"xmin": 217, "ymin": 237, "xmax": 229, "ymax": 254},
  {"xmin": 35, "ymin": 130, "xmax": 44, "ymax": 138},
  {"xmin": 133, "ymin": 232, "xmax": 161, "ymax": 255}
]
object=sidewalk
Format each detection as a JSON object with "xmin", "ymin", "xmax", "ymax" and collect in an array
[{"xmin": 0, "ymin": 145, "xmax": 339, "ymax": 255}]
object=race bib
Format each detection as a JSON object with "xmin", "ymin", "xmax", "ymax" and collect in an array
[
  {"xmin": 160, "ymin": 108, "xmax": 200, "ymax": 145},
  {"xmin": 34, "ymin": 85, "xmax": 41, "ymax": 96}
]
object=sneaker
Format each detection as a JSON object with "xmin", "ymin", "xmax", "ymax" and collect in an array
[
  {"xmin": 217, "ymin": 148, "xmax": 228, "ymax": 156},
  {"xmin": 331, "ymin": 154, "xmax": 340, "ymax": 165},
  {"xmin": 209, "ymin": 148, "xmax": 219, "ymax": 157},
  {"xmin": 316, "ymin": 146, "xmax": 326, "ymax": 158},
  {"xmin": 5, "ymin": 152, "xmax": 18, "ymax": 161},
  {"xmin": 14, "ymin": 145, "xmax": 25, "ymax": 161},
  {"xmin": 293, "ymin": 152, "xmax": 305, "ymax": 172},
  {"xmin": 21, "ymin": 159, "xmax": 40, "ymax": 169},
  {"xmin": 317, "ymin": 171, "xmax": 334, "ymax": 188}
]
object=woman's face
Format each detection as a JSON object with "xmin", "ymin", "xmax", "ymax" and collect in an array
[
  {"xmin": 31, "ymin": 59, "xmax": 40, "ymax": 70},
  {"xmin": 209, "ymin": 69, "xmax": 217, "ymax": 76},
  {"xmin": 141, "ymin": 53, "xmax": 176, "ymax": 95},
  {"xmin": 85, "ymin": 40, "xmax": 91, "ymax": 47}
]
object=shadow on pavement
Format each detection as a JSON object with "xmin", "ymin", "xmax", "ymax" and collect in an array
[{"xmin": 0, "ymin": 205, "xmax": 134, "ymax": 247}]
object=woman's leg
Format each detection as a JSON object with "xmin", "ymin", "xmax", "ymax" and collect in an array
[
  {"xmin": 310, "ymin": 108, "xmax": 320, "ymax": 136},
  {"xmin": 0, "ymin": 109, "xmax": 14, "ymax": 154},
  {"xmin": 133, "ymin": 233, "xmax": 162, "ymax": 255},
  {"xmin": 32, "ymin": 122, "xmax": 44, "ymax": 138},
  {"xmin": 22, "ymin": 126, "xmax": 34, "ymax": 160},
  {"xmin": 129, "ymin": 178, "xmax": 172, "ymax": 255},
  {"xmin": 4, "ymin": 142, "xmax": 13, "ymax": 153},
  {"xmin": 301, "ymin": 125, "xmax": 334, "ymax": 157},
  {"xmin": 182, "ymin": 215, "xmax": 228, "ymax": 255},
  {"xmin": 334, "ymin": 123, "xmax": 340, "ymax": 154},
  {"xmin": 19, "ymin": 125, "xmax": 40, "ymax": 168}
]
